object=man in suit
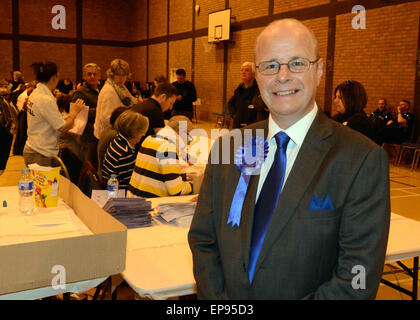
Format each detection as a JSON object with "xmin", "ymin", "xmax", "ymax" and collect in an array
[{"xmin": 188, "ymin": 19, "xmax": 390, "ymax": 299}]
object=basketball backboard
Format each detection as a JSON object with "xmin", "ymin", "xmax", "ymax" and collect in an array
[{"xmin": 208, "ymin": 8, "xmax": 231, "ymax": 43}]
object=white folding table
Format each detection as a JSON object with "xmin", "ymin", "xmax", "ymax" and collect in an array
[
  {"xmin": 118, "ymin": 207, "xmax": 420, "ymax": 300},
  {"xmin": 381, "ymin": 213, "xmax": 420, "ymax": 300},
  {"xmin": 118, "ymin": 195, "xmax": 196, "ymax": 300}
]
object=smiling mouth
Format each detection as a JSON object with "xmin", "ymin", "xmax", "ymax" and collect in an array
[{"xmin": 274, "ymin": 90, "xmax": 299, "ymax": 96}]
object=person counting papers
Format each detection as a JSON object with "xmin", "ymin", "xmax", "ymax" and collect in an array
[{"xmin": 128, "ymin": 116, "xmax": 195, "ymax": 198}]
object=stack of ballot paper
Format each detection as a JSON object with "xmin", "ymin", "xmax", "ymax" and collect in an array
[
  {"xmin": 102, "ymin": 198, "xmax": 153, "ymax": 229},
  {"xmin": 156, "ymin": 201, "xmax": 197, "ymax": 228}
]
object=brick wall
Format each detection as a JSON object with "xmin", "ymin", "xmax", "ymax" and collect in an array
[
  {"xmin": 132, "ymin": 0, "xmax": 148, "ymax": 41},
  {"xmin": 82, "ymin": 45, "xmax": 133, "ymax": 81},
  {"xmin": 302, "ymin": 17, "xmax": 329, "ymax": 110},
  {"xmin": 169, "ymin": 38, "xmax": 193, "ymax": 78},
  {"xmin": 83, "ymin": 0, "xmax": 133, "ymax": 42},
  {"xmin": 20, "ymin": 42, "xmax": 76, "ymax": 82},
  {"xmin": 20, "ymin": 0, "xmax": 76, "ymax": 38},
  {"xmin": 334, "ymin": 2, "xmax": 420, "ymax": 116},
  {"xmin": 149, "ymin": 0, "xmax": 167, "ymax": 39},
  {"xmin": 0, "ymin": 0, "xmax": 12, "ymax": 34},
  {"xmin": 273, "ymin": 0, "xmax": 329, "ymax": 14},
  {"xmin": 0, "ymin": 40, "xmax": 13, "ymax": 82},
  {"xmin": 169, "ymin": 0, "xmax": 193, "ymax": 35},
  {"xmin": 132, "ymin": 46, "xmax": 147, "ymax": 87},
  {"xmin": 194, "ymin": 36, "xmax": 224, "ymax": 120},
  {"xmin": 148, "ymin": 42, "xmax": 167, "ymax": 81},
  {"xmin": 230, "ymin": 0, "xmax": 269, "ymax": 21}
]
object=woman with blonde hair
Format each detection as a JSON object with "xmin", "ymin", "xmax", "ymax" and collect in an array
[
  {"xmin": 94, "ymin": 59, "xmax": 141, "ymax": 140},
  {"xmin": 101, "ymin": 110, "xmax": 149, "ymax": 189}
]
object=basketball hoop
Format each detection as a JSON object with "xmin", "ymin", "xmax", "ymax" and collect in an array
[{"xmin": 208, "ymin": 9, "xmax": 231, "ymax": 44}]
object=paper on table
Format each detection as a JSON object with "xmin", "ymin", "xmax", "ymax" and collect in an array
[
  {"xmin": 91, "ymin": 189, "xmax": 126, "ymax": 208},
  {"xmin": 0, "ymin": 198, "xmax": 92, "ymax": 246},
  {"xmin": 157, "ymin": 203, "xmax": 196, "ymax": 223}
]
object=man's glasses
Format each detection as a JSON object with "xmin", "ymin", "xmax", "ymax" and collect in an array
[{"xmin": 256, "ymin": 57, "xmax": 320, "ymax": 75}]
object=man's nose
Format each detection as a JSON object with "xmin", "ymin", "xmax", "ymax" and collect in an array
[{"xmin": 275, "ymin": 64, "xmax": 292, "ymax": 82}]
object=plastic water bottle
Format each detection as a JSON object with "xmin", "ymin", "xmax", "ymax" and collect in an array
[
  {"xmin": 19, "ymin": 168, "xmax": 35, "ymax": 215},
  {"xmin": 107, "ymin": 174, "xmax": 119, "ymax": 199}
]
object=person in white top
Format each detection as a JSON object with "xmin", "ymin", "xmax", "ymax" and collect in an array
[
  {"xmin": 23, "ymin": 61, "xmax": 84, "ymax": 167},
  {"xmin": 94, "ymin": 59, "xmax": 140, "ymax": 140}
]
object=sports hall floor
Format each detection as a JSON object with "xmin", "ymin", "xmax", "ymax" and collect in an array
[{"xmin": 1, "ymin": 120, "xmax": 419, "ymax": 300}]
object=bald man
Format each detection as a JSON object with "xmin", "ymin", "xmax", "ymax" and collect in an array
[
  {"xmin": 189, "ymin": 19, "xmax": 390, "ymax": 299},
  {"xmin": 227, "ymin": 62, "xmax": 268, "ymax": 128}
]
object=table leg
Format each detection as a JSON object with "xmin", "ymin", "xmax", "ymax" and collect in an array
[{"xmin": 413, "ymin": 257, "xmax": 418, "ymax": 300}]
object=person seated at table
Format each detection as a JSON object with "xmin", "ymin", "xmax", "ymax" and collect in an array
[
  {"xmin": 332, "ymin": 80, "xmax": 375, "ymax": 142},
  {"xmin": 369, "ymin": 98, "xmax": 393, "ymax": 139},
  {"xmin": 101, "ymin": 110, "xmax": 149, "ymax": 189},
  {"xmin": 97, "ymin": 106, "xmax": 129, "ymax": 172},
  {"xmin": 377, "ymin": 100, "xmax": 415, "ymax": 145},
  {"xmin": 127, "ymin": 115, "xmax": 193, "ymax": 198}
]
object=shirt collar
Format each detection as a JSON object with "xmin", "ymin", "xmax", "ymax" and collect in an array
[
  {"xmin": 36, "ymin": 82, "xmax": 55, "ymax": 99},
  {"xmin": 267, "ymin": 102, "xmax": 318, "ymax": 148},
  {"xmin": 118, "ymin": 133, "xmax": 135, "ymax": 150}
]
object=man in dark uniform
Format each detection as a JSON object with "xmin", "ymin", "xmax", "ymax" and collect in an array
[
  {"xmin": 369, "ymin": 98, "xmax": 392, "ymax": 144},
  {"xmin": 378, "ymin": 99, "xmax": 415, "ymax": 144}
]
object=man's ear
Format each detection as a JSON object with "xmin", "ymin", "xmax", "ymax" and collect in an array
[{"xmin": 316, "ymin": 58, "xmax": 324, "ymax": 85}]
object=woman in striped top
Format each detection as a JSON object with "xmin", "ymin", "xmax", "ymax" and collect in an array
[
  {"xmin": 128, "ymin": 116, "xmax": 193, "ymax": 198},
  {"xmin": 101, "ymin": 110, "xmax": 149, "ymax": 189}
]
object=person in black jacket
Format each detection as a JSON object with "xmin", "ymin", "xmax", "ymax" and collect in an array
[
  {"xmin": 171, "ymin": 69, "xmax": 197, "ymax": 121},
  {"xmin": 227, "ymin": 62, "xmax": 268, "ymax": 128},
  {"xmin": 369, "ymin": 98, "xmax": 393, "ymax": 141},
  {"xmin": 377, "ymin": 100, "xmax": 415, "ymax": 145},
  {"xmin": 332, "ymin": 80, "xmax": 375, "ymax": 142},
  {"xmin": 72, "ymin": 63, "xmax": 101, "ymax": 168}
]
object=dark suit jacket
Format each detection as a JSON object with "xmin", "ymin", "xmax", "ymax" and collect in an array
[{"xmin": 188, "ymin": 109, "xmax": 390, "ymax": 299}]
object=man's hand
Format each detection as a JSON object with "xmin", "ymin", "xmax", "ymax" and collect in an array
[{"xmin": 176, "ymin": 94, "xmax": 183, "ymax": 101}]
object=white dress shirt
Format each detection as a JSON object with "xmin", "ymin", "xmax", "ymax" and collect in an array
[{"xmin": 255, "ymin": 103, "xmax": 318, "ymax": 202}]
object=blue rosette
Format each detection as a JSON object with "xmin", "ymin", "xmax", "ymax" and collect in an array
[{"xmin": 227, "ymin": 136, "xmax": 269, "ymax": 227}]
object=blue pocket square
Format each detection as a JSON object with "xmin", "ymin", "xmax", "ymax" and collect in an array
[{"xmin": 308, "ymin": 194, "xmax": 334, "ymax": 210}]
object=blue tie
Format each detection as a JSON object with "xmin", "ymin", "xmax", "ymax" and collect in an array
[{"xmin": 248, "ymin": 131, "xmax": 290, "ymax": 283}]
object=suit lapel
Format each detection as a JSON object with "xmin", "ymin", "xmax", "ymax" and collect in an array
[{"xmin": 253, "ymin": 110, "xmax": 335, "ymax": 275}]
